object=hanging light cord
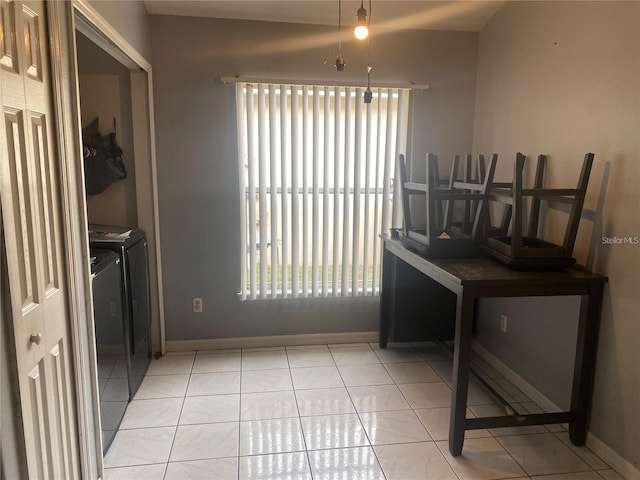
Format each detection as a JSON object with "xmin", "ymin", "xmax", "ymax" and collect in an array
[
  {"xmin": 338, "ymin": 0, "xmax": 342, "ymax": 51},
  {"xmin": 335, "ymin": 0, "xmax": 346, "ymax": 70},
  {"xmin": 367, "ymin": 0, "xmax": 372, "ymax": 91},
  {"xmin": 367, "ymin": 0, "xmax": 372, "ymax": 61}
]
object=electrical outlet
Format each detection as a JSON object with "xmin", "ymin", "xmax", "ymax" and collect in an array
[
  {"xmin": 193, "ymin": 297, "xmax": 203, "ymax": 313},
  {"xmin": 500, "ymin": 314, "xmax": 508, "ymax": 333}
]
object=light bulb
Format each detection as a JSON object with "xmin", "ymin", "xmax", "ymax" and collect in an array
[
  {"xmin": 354, "ymin": 4, "xmax": 368, "ymax": 40},
  {"xmin": 354, "ymin": 24, "xmax": 368, "ymax": 40}
]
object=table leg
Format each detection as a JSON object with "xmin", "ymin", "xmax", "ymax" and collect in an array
[
  {"xmin": 379, "ymin": 246, "xmax": 396, "ymax": 348},
  {"xmin": 449, "ymin": 291, "xmax": 475, "ymax": 456},
  {"xmin": 569, "ymin": 285, "xmax": 604, "ymax": 445}
]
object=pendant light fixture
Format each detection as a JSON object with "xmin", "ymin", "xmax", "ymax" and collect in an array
[
  {"xmin": 364, "ymin": 66, "xmax": 373, "ymax": 103},
  {"xmin": 335, "ymin": 0, "xmax": 346, "ymax": 70},
  {"xmin": 354, "ymin": 0, "xmax": 369, "ymax": 40}
]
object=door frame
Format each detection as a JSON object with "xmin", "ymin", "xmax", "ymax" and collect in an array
[
  {"xmin": 71, "ymin": 0, "xmax": 166, "ymax": 357},
  {"xmin": 45, "ymin": 0, "xmax": 165, "ymax": 477}
]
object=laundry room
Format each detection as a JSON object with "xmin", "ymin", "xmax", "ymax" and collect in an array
[{"xmin": 74, "ymin": 21, "xmax": 162, "ymax": 453}]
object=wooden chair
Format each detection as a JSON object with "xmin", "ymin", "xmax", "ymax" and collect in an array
[
  {"xmin": 485, "ymin": 152, "xmax": 594, "ymax": 269},
  {"xmin": 445, "ymin": 153, "xmax": 491, "ymax": 237},
  {"xmin": 399, "ymin": 152, "xmax": 498, "ymax": 257}
]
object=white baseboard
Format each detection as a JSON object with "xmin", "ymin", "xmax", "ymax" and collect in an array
[
  {"xmin": 586, "ymin": 435, "xmax": 640, "ymax": 480},
  {"xmin": 166, "ymin": 331, "xmax": 379, "ymax": 352},
  {"xmin": 471, "ymin": 341, "xmax": 562, "ymax": 413},
  {"xmin": 472, "ymin": 341, "xmax": 640, "ymax": 480}
]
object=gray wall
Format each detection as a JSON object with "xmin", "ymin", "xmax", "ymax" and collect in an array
[
  {"xmin": 91, "ymin": 0, "xmax": 639, "ymax": 467},
  {"xmin": 472, "ymin": 1, "xmax": 640, "ymax": 467},
  {"xmin": 87, "ymin": 0, "xmax": 151, "ymax": 61},
  {"xmin": 149, "ymin": 15, "xmax": 479, "ymax": 341}
]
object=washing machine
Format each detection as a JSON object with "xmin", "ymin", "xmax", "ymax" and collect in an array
[
  {"xmin": 89, "ymin": 225, "xmax": 151, "ymax": 400},
  {"xmin": 91, "ymin": 251, "xmax": 127, "ymax": 452}
]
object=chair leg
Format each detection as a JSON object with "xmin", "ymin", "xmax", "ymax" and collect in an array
[
  {"xmin": 443, "ymin": 155, "xmax": 459, "ymax": 231},
  {"xmin": 398, "ymin": 154, "xmax": 413, "ymax": 236},
  {"xmin": 528, "ymin": 155, "xmax": 547, "ymax": 238},
  {"xmin": 462, "ymin": 154, "xmax": 473, "ymax": 235},
  {"xmin": 426, "ymin": 153, "xmax": 439, "ymax": 245},
  {"xmin": 511, "ymin": 153, "xmax": 526, "ymax": 257},
  {"xmin": 563, "ymin": 153, "xmax": 595, "ymax": 257}
]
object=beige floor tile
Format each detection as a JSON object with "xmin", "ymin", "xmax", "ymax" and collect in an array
[
  {"xmin": 164, "ymin": 458, "xmax": 238, "ymax": 480},
  {"xmin": 428, "ymin": 360, "xmax": 453, "ymax": 382},
  {"xmin": 360, "ymin": 410, "xmax": 432, "ymax": 445},
  {"xmin": 290, "ymin": 366, "xmax": 343, "ymax": 390},
  {"xmin": 242, "ymin": 350, "xmax": 289, "ymax": 370},
  {"xmin": 309, "ymin": 447, "xmax": 385, "ymax": 480},
  {"xmin": 286, "ymin": 348, "xmax": 335, "ymax": 368},
  {"xmin": 170, "ymin": 422, "xmax": 239, "ymax": 461},
  {"xmin": 179, "ymin": 394, "xmax": 240, "ymax": 424},
  {"xmin": 241, "ymin": 369, "xmax": 293, "ymax": 393},
  {"xmin": 398, "ymin": 382, "xmax": 452, "ymax": 409},
  {"xmin": 146, "ymin": 354, "xmax": 195, "ymax": 375},
  {"xmin": 369, "ymin": 344, "xmax": 425, "ymax": 363},
  {"xmin": 135, "ymin": 374, "xmax": 189, "ymax": 400},
  {"xmin": 187, "ymin": 372, "xmax": 241, "ymax": 396},
  {"xmin": 554, "ymin": 432, "xmax": 610, "ymax": 470},
  {"xmin": 104, "ymin": 463, "xmax": 167, "ymax": 480},
  {"xmin": 104, "ymin": 427, "xmax": 175, "ymax": 468},
  {"xmin": 192, "ymin": 352, "xmax": 241, "ymax": 373},
  {"xmin": 530, "ymin": 473, "xmax": 603, "ymax": 480},
  {"xmin": 240, "ymin": 391, "xmax": 298, "ymax": 420},
  {"xmin": 239, "ymin": 452, "xmax": 311, "ymax": 480},
  {"xmin": 239, "ymin": 417, "xmax": 305, "ymax": 456},
  {"xmin": 497, "ymin": 433, "xmax": 591, "ymax": 476},
  {"xmin": 301, "ymin": 413, "xmax": 369, "ymax": 450},
  {"xmin": 109, "ymin": 343, "xmax": 612, "ymax": 480},
  {"xmin": 436, "ymin": 437, "xmax": 527, "ymax": 480},
  {"xmin": 375, "ymin": 442, "xmax": 458, "ymax": 480},
  {"xmin": 120, "ymin": 398, "xmax": 183, "ymax": 429},
  {"xmin": 330, "ymin": 345, "xmax": 380, "ymax": 365},
  {"xmin": 295, "ymin": 387, "xmax": 355, "ymax": 416},
  {"xmin": 338, "ymin": 364, "xmax": 394, "ymax": 387},
  {"xmin": 348, "ymin": 384, "xmax": 411, "ymax": 412},
  {"xmin": 384, "ymin": 361, "xmax": 441, "ymax": 384}
]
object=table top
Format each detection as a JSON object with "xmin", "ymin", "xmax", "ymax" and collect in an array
[{"xmin": 382, "ymin": 236, "xmax": 608, "ymax": 292}]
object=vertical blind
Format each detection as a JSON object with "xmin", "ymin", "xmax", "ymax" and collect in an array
[{"xmin": 236, "ymin": 82, "xmax": 410, "ymax": 300}]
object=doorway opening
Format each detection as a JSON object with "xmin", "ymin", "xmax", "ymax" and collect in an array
[{"xmin": 72, "ymin": 6, "xmax": 165, "ymax": 455}]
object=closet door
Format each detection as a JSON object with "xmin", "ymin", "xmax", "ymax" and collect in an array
[{"xmin": 0, "ymin": 0, "xmax": 81, "ymax": 478}]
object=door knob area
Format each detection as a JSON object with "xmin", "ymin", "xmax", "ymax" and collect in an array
[{"xmin": 30, "ymin": 333, "xmax": 42, "ymax": 345}]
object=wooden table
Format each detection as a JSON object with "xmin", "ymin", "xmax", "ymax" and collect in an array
[{"xmin": 379, "ymin": 236, "xmax": 608, "ymax": 456}]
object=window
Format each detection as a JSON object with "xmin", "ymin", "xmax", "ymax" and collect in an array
[{"xmin": 236, "ymin": 82, "xmax": 409, "ymax": 300}]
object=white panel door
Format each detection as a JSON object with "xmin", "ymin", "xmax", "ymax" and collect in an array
[{"xmin": 0, "ymin": 0, "xmax": 81, "ymax": 478}]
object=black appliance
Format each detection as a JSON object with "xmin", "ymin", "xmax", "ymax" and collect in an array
[
  {"xmin": 90, "ymin": 251, "xmax": 127, "ymax": 453},
  {"xmin": 89, "ymin": 225, "xmax": 151, "ymax": 400}
]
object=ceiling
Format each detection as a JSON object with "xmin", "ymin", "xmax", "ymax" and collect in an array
[{"xmin": 143, "ymin": 1, "xmax": 505, "ymax": 32}]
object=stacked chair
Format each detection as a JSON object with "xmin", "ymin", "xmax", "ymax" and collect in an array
[
  {"xmin": 397, "ymin": 151, "xmax": 594, "ymax": 269},
  {"xmin": 484, "ymin": 152, "xmax": 594, "ymax": 269},
  {"xmin": 398, "ymin": 152, "xmax": 498, "ymax": 258}
]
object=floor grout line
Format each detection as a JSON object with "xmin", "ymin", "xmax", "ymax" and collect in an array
[{"xmin": 102, "ymin": 344, "xmax": 616, "ymax": 480}]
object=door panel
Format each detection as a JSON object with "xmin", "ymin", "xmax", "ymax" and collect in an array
[
  {"xmin": 21, "ymin": 4, "xmax": 41, "ymax": 81},
  {"xmin": 31, "ymin": 113, "xmax": 59, "ymax": 293},
  {"xmin": 4, "ymin": 108, "xmax": 40, "ymax": 310},
  {"xmin": 0, "ymin": 0, "xmax": 80, "ymax": 477},
  {"xmin": 0, "ymin": 0, "xmax": 18, "ymax": 72}
]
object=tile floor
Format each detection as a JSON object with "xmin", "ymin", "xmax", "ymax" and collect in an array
[{"xmin": 103, "ymin": 342, "xmax": 625, "ymax": 480}]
